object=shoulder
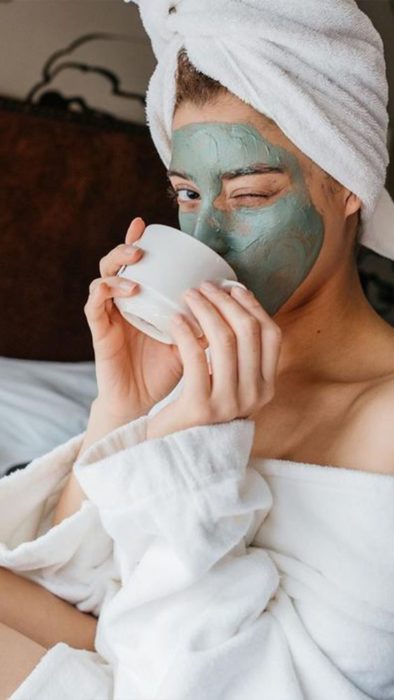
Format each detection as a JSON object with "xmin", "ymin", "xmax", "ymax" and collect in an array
[{"xmin": 344, "ymin": 373, "xmax": 394, "ymax": 475}]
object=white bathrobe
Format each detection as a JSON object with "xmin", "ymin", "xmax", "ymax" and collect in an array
[{"xmin": 1, "ymin": 413, "xmax": 394, "ymax": 699}]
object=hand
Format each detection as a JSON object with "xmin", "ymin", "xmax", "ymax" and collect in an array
[
  {"xmin": 146, "ymin": 281, "xmax": 282, "ymax": 440},
  {"xmin": 84, "ymin": 217, "xmax": 207, "ymax": 419}
]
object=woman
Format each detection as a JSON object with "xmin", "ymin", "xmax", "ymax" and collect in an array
[{"xmin": 1, "ymin": 1, "xmax": 394, "ymax": 698}]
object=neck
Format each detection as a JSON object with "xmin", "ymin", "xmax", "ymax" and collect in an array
[{"xmin": 273, "ymin": 256, "xmax": 387, "ymax": 383}]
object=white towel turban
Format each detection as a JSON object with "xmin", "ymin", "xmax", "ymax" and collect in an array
[{"xmin": 126, "ymin": 0, "xmax": 394, "ymax": 260}]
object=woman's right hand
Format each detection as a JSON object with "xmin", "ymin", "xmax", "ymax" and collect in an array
[{"xmin": 84, "ymin": 217, "xmax": 206, "ymax": 420}]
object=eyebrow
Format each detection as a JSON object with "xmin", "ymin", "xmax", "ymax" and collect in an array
[{"xmin": 167, "ymin": 163, "xmax": 285, "ymax": 181}]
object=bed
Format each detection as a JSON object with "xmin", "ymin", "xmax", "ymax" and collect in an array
[{"xmin": 0, "ymin": 95, "xmax": 393, "ymax": 477}]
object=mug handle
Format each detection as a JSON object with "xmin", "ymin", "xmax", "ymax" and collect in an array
[{"xmin": 219, "ymin": 279, "xmax": 248, "ymax": 293}]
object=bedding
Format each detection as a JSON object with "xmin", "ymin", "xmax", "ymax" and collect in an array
[{"xmin": 0, "ymin": 356, "xmax": 97, "ymax": 477}]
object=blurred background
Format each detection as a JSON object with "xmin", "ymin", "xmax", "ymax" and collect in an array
[{"xmin": 0, "ymin": 0, "xmax": 393, "ymax": 474}]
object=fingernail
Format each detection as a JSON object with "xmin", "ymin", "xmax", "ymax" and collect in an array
[
  {"xmin": 120, "ymin": 279, "xmax": 136, "ymax": 290},
  {"xmin": 173, "ymin": 314, "xmax": 185, "ymax": 325},
  {"xmin": 231, "ymin": 285, "xmax": 250, "ymax": 297},
  {"xmin": 184, "ymin": 288, "xmax": 200, "ymax": 299},
  {"xmin": 200, "ymin": 281, "xmax": 217, "ymax": 293},
  {"xmin": 127, "ymin": 217, "xmax": 144, "ymax": 231}
]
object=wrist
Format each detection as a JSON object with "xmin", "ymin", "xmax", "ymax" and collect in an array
[
  {"xmin": 53, "ymin": 400, "xmax": 148, "ymax": 528},
  {"xmin": 75, "ymin": 398, "xmax": 147, "ymax": 464},
  {"xmin": 92, "ymin": 396, "xmax": 148, "ymax": 423},
  {"xmin": 146, "ymin": 405, "xmax": 190, "ymax": 441},
  {"xmin": 146, "ymin": 412, "xmax": 172, "ymax": 441}
]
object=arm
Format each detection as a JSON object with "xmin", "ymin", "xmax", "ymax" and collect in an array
[
  {"xmin": 0, "ymin": 566, "xmax": 97, "ymax": 651},
  {"xmin": 52, "ymin": 398, "xmax": 145, "ymax": 526}
]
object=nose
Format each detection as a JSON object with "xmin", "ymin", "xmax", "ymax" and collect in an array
[{"xmin": 192, "ymin": 211, "xmax": 229, "ymax": 255}]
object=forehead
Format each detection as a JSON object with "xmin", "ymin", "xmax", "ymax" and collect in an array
[
  {"xmin": 170, "ymin": 122, "xmax": 299, "ymax": 176},
  {"xmin": 171, "ymin": 97, "xmax": 317, "ymax": 182}
]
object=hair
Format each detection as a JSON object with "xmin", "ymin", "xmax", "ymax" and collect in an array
[
  {"xmin": 174, "ymin": 49, "xmax": 229, "ymax": 113},
  {"xmin": 174, "ymin": 49, "xmax": 361, "ymax": 254}
]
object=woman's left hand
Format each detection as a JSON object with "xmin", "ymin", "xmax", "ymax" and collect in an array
[{"xmin": 146, "ymin": 281, "xmax": 282, "ymax": 440}]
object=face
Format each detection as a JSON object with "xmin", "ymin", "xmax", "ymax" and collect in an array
[{"xmin": 169, "ymin": 95, "xmax": 359, "ymax": 316}]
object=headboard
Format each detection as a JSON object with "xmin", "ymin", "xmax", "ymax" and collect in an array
[{"xmin": 0, "ymin": 96, "xmax": 178, "ymax": 361}]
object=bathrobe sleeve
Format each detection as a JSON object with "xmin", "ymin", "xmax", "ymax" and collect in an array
[
  {"xmin": 0, "ymin": 432, "xmax": 115, "ymax": 617},
  {"xmin": 73, "ymin": 416, "xmax": 282, "ymax": 699}
]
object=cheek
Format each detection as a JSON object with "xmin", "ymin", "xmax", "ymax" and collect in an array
[
  {"xmin": 177, "ymin": 193, "xmax": 325, "ymax": 315},
  {"xmin": 178, "ymin": 210, "xmax": 195, "ymax": 235},
  {"xmin": 225, "ymin": 235, "xmax": 317, "ymax": 315},
  {"xmin": 227, "ymin": 193, "xmax": 322, "ymax": 249},
  {"xmin": 225, "ymin": 198, "xmax": 325, "ymax": 314}
]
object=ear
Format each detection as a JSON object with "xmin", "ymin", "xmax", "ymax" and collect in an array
[{"xmin": 344, "ymin": 191, "xmax": 362, "ymax": 218}]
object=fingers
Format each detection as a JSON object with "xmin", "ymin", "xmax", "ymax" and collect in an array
[
  {"xmin": 199, "ymin": 283, "xmax": 263, "ymax": 402},
  {"xmin": 170, "ymin": 315, "xmax": 211, "ymax": 401},
  {"xmin": 229, "ymin": 285, "xmax": 282, "ymax": 389},
  {"xmin": 84, "ymin": 276, "xmax": 138, "ymax": 344},
  {"xmin": 182, "ymin": 282, "xmax": 282, "ymax": 413},
  {"xmin": 183, "ymin": 288, "xmax": 239, "ymax": 407},
  {"xmin": 99, "ymin": 218, "xmax": 145, "ymax": 278},
  {"xmin": 125, "ymin": 217, "xmax": 146, "ymax": 245}
]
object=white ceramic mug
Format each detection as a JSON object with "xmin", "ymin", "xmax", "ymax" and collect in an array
[{"xmin": 114, "ymin": 224, "xmax": 246, "ymax": 344}]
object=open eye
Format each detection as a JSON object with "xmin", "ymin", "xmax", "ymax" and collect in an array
[
  {"xmin": 175, "ymin": 188, "xmax": 200, "ymax": 202},
  {"xmin": 166, "ymin": 185, "xmax": 200, "ymax": 205}
]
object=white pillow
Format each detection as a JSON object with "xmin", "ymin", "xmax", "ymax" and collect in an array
[{"xmin": 0, "ymin": 356, "xmax": 97, "ymax": 476}]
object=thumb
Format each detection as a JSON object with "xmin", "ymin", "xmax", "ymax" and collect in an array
[{"xmin": 125, "ymin": 217, "xmax": 146, "ymax": 245}]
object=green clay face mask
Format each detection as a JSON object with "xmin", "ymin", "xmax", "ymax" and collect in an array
[{"xmin": 169, "ymin": 122, "xmax": 324, "ymax": 315}]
